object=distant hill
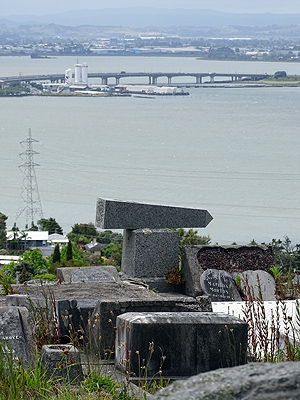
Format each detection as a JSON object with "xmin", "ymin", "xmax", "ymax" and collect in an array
[{"xmin": 2, "ymin": 8, "xmax": 300, "ymax": 28}]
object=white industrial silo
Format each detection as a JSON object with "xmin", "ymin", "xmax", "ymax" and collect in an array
[
  {"xmin": 81, "ymin": 63, "xmax": 88, "ymax": 85},
  {"xmin": 74, "ymin": 64, "xmax": 82, "ymax": 84},
  {"xmin": 64, "ymin": 68, "xmax": 73, "ymax": 85}
]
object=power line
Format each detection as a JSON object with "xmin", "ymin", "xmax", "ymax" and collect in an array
[{"xmin": 15, "ymin": 128, "xmax": 43, "ymax": 228}]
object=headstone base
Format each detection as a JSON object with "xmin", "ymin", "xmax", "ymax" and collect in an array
[
  {"xmin": 122, "ymin": 228, "xmax": 179, "ymax": 278},
  {"xmin": 115, "ymin": 311, "xmax": 248, "ymax": 377}
]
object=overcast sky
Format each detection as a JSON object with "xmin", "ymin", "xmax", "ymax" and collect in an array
[{"xmin": 1, "ymin": 0, "xmax": 300, "ymax": 15}]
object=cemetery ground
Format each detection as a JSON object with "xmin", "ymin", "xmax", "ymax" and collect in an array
[
  {"xmin": 0, "ymin": 266, "xmax": 300, "ymax": 400},
  {"xmin": 3, "ymin": 199, "xmax": 300, "ymax": 399}
]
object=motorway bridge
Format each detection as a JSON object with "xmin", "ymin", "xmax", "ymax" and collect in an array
[{"xmin": 0, "ymin": 71, "xmax": 269, "ymax": 86}]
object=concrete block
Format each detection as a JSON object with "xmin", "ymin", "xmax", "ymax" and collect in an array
[
  {"xmin": 95, "ymin": 198, "xmax": 213, "ymax": 229},
  {"xmin": 122, "ymin": 228, "xmax": 179, "ymax": 279},
  {"xmin": 115, "ymin": 312, "xmax": 247, "ymax": 377},
  {"xmin": 40, "ymin": 344, "xmax": 83, "ymax": 383}
]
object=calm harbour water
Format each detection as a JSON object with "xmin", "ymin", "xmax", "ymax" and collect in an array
[{"xmin": 1, "ymin": 56, "xmax": 300, "ymax": 244}]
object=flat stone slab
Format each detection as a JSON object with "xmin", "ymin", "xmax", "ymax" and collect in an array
[
  {"xmin": 57, "ymin": 266, "xmax": 120, "ymax": 284},
  {"xmin": 236, "ymin": 270, "xmax": 276, "ymax": 301},
  {"xmin": 115, "ymin": 311, "xmax": 247, "ymax": 377},
  {"xmin": 0, "ymin": 307, "xmax": 29, "ymax": 365},
  {"xmin": 200, "ymin": 269, "xmax": 242, "ymax": 302},
  {"xmin": 71, "ymin": 267, "xmax": 115, "ymax": 283},
  {"xmin": 154, "ymin": 361, "xmax": 300, "ymax": 400},
  {"xmin": 95, "ymin": 198, "xmax": 213, "ymax": 229}
]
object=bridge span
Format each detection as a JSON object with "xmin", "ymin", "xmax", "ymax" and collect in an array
[{"xmin": 0, "ymin": 71, "xmax": 268, "ymax": 86}]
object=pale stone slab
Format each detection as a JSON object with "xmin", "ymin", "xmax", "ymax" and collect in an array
[
  {"xmin": 71, "ymin": 267, "xmax": 116, "ymax": 283},
  {"xmin": 237, "ymin": 270, "xmax": 276, "ymax": 301},
  {"xmin": 57, "ymin": 266, "xmax": 120, "ymax": 284}
]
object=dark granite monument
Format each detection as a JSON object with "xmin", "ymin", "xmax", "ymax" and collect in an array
[
  {"xmin": 115, "ymin": 311, "xmax": 248, "ymax": 378},
  {"xmin": 95, "ymin": 198, "xmax": 213, "ymax": 290},
  {"xmin": 0, "ymin": 307, "xmax": 30, "ymax": 366},
  {"xmin": 200, "ymin": 269, "xmax": 242, "ymax": 302}
]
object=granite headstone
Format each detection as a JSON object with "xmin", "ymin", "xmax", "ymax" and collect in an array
[
  {"xmin": 0, "ymin": 307, "xmax": 29, "ymax": 365},
  {"xmin": 200, "ymin": 269, "xmax": 242, "ymax": 302}
]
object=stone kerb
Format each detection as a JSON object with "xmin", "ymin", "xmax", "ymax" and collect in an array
[
  {"xmin": 115, "ymin": 312, "xmax": 248, "ymax": 378},
  {"xmin": 182, "ymin": 245, "xmax": 274, "ymax": 298},
  {"xmin": 95, "ymin": 198, "xmax": 213, "ymax": 288}
]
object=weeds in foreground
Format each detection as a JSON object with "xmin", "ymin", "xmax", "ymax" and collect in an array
[
  {"xmin": 27, "ymin": 282, "xmax": 60, "ymax": 351},
  {"xmin": 242, "ymin": 274, "xmax": 300, "ymax": 362},
  {"xmin": 0, "ymin": 340, "xmax": 140, "ymax": 400},
  {"xmin": 0, "ymin": 271, "xmax": 18, "ymax": 295},
  {"xmin": 118, "ymin": 341, "xmax": 169, "ymax": 395}
]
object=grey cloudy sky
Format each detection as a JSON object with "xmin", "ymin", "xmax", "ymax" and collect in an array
[{"xmin": 2, "ymin": 0, "xmax": 300, "ymax": 15}]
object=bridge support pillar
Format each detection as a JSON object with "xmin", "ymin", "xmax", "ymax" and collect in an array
[
  {"xmin": 210, "ymin": 76, "xmax": 215, "ymax": 83},
  {"xmin": 102, "ymin": 77, "xmax": 108, "ymax": 85},
  {"xmin": 196, "ymin": 76, "xmax": 202, "ymax": 84},
  {"xmin": 153, "ymin": 77, "xmax": 158, "ymax": 85},
  {"xmin": 116, "ymin": 77, "xmax": 120, "ymax": 85},
  {"xmin": 149, "ymin": 76, "xmax": 152, "ymax": 85},
  {"xmin": 168, "ymin": 77, "xmax": 172, "ymax": 85}
]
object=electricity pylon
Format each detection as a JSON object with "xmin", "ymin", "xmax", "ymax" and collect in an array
[{"xmin": 15, "ymin": 129, "xmax": 44, "ymax": 228}]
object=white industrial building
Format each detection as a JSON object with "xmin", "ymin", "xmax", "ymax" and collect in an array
[{"xmin": 65, "ymin": 63, "xmax": 88, "ymax": 86}]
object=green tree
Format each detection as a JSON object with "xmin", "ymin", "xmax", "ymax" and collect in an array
[
  {"xmin": 19, "ymin": 248, "xmax": 48, "ymax": 270},
  {"xmin": 52, "ymin": 244, "xmax": 61, "ymax": 263},
  {"xmin": 0, "ymin": 213, "xmax": 8, "ymax": 249},
  {"xmin": 97, "ymin": 230, "xmax": 123, "ymax": 244},
  {"xmin": 66, "ymin": 240, "xmax": 73, "ymax": 261},
  {"xmin": 274, "ymin": 70, "xmax": 287, "ymax": 79},
  {"xmin": 102, "ymin": 242, "xmax": 122, "ymax": 268},
  {"xmin": 60, "ymin": 242, "xmax": 84, "ymax": 263},
  {"xmin": 13, "ymin": 261, "xmax": 36, "ymax": 283},
  {"xmin": 177, "ymin": 228, "xmax": 211, "ymax": 246},
  {"xmin": 37, "ymin": 218, "xmax": 63, "ymax": 235},
  {"xmin": 71, "ymin": 223, "xmax": 97, "ymax": 238},
  {"xmin": 264, "ymin": 236, "xmax": 296, "ymax": 274}
]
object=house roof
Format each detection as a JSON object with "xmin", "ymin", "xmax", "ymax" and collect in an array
[
  {"xmin": 85, "ymin": 242, "xmax": 103, "ymax": 252},
  {"xmin": 6, "ymin": 231, "xmax": 49, "ymax": 241},
  {"xmin": 48, "ymin": 233, "xmax": 69, "ymax": 243}
]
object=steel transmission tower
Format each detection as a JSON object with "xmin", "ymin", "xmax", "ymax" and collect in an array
[{"xmin": 15, "ymin": 129, "xmax": 44, "ymax": 227}]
